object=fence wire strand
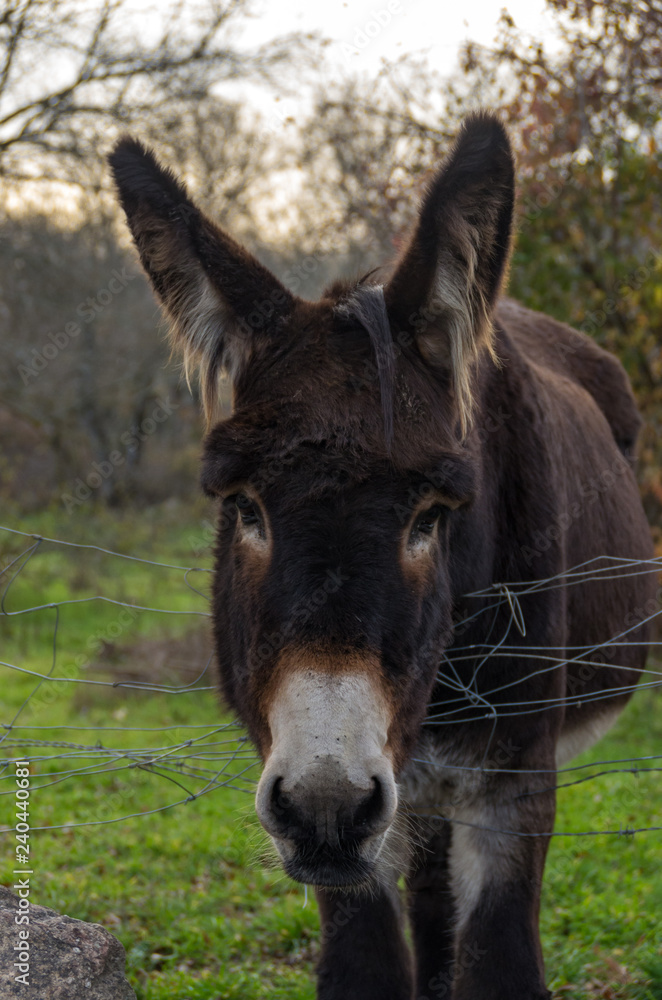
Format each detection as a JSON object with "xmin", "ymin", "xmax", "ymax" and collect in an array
[{"xmin": 1, "ymin": 525, "xmax": 661, "ymax": 841}]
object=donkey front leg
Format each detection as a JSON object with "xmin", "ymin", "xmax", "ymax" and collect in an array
[
  {"xmin": 315, "ymin": 885, "xmax": 413, "ymax": 1000},
  {"xmin": 448, "ymin": 789, "xmax": 554, "ymax": 1000},
  {"xmin": 406, "ymin": 821, "xmax": 456, "ymax": 998}
]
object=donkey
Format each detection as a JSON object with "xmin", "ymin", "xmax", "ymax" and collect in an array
[{"xmin": 109, "ymin": 113, "xmax": 654, "ymax": 1000}]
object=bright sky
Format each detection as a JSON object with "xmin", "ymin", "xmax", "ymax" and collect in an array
[
  {"xmin": 219, "ymin": 0, "xmax": 563, "ymax": 146},
  {"xmin": 5, "ymin": 0, "xmax": 563, "ymax": 221},
  {"xmin": 237, "ymin": 0, "xmax": 559, "ymax": 105},
  {"xmin": 246, "ymin": 0, "xmax": 555, "ymax": 72},
  {"xmin": 217, "ymin": 0, "xmax": 561, "ymax": 234}
]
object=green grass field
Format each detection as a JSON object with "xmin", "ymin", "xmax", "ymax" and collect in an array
[{"xmin": 1, "ymin": 505, "xmax": 661, "ymax": 999}]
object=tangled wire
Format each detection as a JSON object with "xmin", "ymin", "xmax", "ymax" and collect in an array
[{"xmin": 1, "ymin": 525, "xmax": 661, "ymax": 839}]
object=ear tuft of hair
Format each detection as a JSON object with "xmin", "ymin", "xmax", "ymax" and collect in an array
[
  {"xmin": 108, "ymin": 137, "xmax": 295, "ymax": 426},
  {"xmin": 385, "ymin": 111, "xmax": 515, "ymax": 436},
  {"xmin": 109, "ymin": 137, "xmax": 227, "ymax": 421}
]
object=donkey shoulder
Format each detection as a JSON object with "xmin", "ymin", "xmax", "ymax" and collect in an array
[{"xmin": 495, "ymin": 298, "xmax": 642, "ymax": 462}]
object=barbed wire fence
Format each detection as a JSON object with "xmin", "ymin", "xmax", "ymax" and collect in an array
[
  {"xmin": 0, "ymin": 524, "xmax": 261, "ymax": 835},
  {"xmin": 1, "ymin": 523, "xmax": 662, "ymax": 842}
]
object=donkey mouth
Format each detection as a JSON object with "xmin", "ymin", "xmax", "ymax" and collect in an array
[{"xmin": 275, "ymin": 837, "xmax": 379, "ymax": 887}]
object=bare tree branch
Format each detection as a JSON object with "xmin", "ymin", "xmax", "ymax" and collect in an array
[{"xmin": 0, "ymin": 0, "xmax": 320, "ymax": 182}]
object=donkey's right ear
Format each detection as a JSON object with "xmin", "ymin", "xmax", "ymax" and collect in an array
[{"xmin": 109, "ymin": 137, "xmax": 295, "ymax": 422}]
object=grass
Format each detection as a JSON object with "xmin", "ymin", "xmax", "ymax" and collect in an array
[{"xmin": 1, "ymin": 504, "xmax": 661, "ymax": 999}]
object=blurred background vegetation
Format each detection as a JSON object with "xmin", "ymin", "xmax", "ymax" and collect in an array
[{"xmin": 0, "ymin": 0, "xmax": 660, "ymax": 541}]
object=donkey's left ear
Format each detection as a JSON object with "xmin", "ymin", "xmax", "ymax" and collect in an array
[
  {"xmin": 384, "ymin": 112, "xmax": 515, "ymax": 430},
  {"xmin": 109, "ymin": 138, "xmax": 296, "ymax": 423}
]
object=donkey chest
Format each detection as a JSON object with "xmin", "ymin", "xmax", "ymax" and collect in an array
[{"xmin": 398, "ymin": 735, "xmax": 486, "ymax": 812}]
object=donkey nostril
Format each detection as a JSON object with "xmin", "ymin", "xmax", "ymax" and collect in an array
[
  {"xmin": 351, "ymin": 776, "xmax": 385, "ymax": 833},
  {"xmin": 262, "ymin": 770, "xmax": 394, "ymax": 846},
  {"xmin": 270, "ymin": 776, "xmax": 290, "ymax": 814}
]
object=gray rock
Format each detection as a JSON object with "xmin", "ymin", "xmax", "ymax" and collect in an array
[{"xmin": 0, "ymin": 886, "xmax": 136, "ymax": 999}]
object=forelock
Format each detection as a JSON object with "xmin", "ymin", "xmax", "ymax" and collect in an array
[{"xmin": 334, "ymin": 283, "xmax": 396, "ymax": 447}]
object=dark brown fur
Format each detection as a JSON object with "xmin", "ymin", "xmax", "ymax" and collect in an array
[{"xmin": 109, "ymin": 112, "xmax": 654, "ymax": 1000}]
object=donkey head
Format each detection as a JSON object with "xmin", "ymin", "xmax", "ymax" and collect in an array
[{"xmin": 110, "ymin": 112, "xmax": 514, "ymax": 888}]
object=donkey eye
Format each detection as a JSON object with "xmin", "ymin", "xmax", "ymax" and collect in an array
[
  {"xmin": 412, "ymin": 505, "xmax": 444, "ymax": 537},
  {"xmin": 235, "ymin": 492, "xmax": 260, "ymax": 526}
]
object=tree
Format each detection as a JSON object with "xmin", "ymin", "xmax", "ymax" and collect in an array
[
  {"xmin": 0, "ymin": 0, "xmax": 322, "ymax": 508},
  {"xmin": 296, "ymin": 61, "xmax": 451, "ymax": 265},
  {"xmin": 452, "ymin": 1, "xmax": 662, "ymax": 538},
  {"xmin": 0, "ymin": 0, "xmax": 317, "ymax": 189},
  {"xmin": 0, "ymin": 213, "xmax": 199, "ymax": 507}
]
